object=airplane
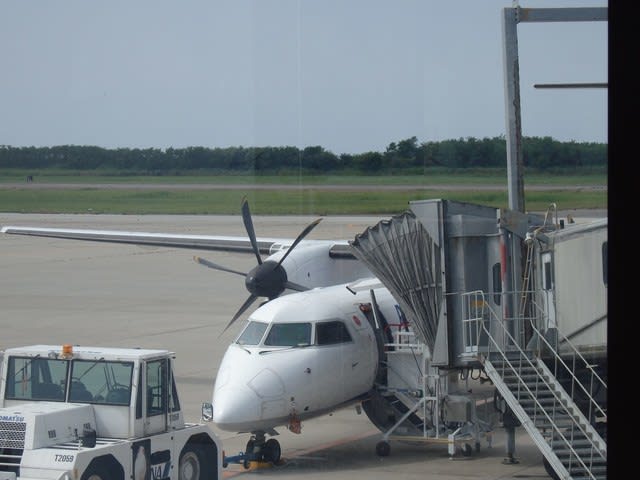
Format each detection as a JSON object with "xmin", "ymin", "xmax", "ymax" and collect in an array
[{"xmin": 1, "ymin": 198, "xmax": 412, "ymax": 466}]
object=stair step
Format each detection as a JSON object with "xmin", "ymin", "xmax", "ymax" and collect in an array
[
  {"xmin": 502, "ymin": 388, "xmax": 552, "ymax": 397},
  {"xmin": 524, "ymin": 407, "xmax": 573, "ymax": 419},
  {"xmin": 501, "ymin": 379, "xmax": 550, "ymax": 389},
  {"xmin": 567, "ymin": 465, "xmax": 607, "ymax": 478},
  {"xmin": 490, "ymin": 350, "xmax": 532, "ymax": 359},
  {"xmin": 520, "ymin": 397, "xmax": 563, "ymax": 406},
  {"xmin": 555, "ymin": 447, "xmax": 603, "ymax": 458},
  {"xmin": 551, "ymin": 438, "xmax": 593, "ymax": 448},
  {"xmin": 385, "ymin": 396, "xmax": 425, "ymax": 430},
  {"xmin": 568, "ymin": 474, "xmax": 605, "ymax": 480},
  {"xmin": 491, "ymin": 359, "xmax": 536, "ymax": 367},
  {"xmin": 509, "ymin": 375, "xmax": 552, "ymax": 383},
  {"xmin": 492, "ymin": 365, "xmax": 536, "ymax": 373},
  {"xmin": 528, "ymin": 410, "xmax": 572, "ymax": 420},
  {"xmin": 537, "ymin": 426, "xmax": 583, "ymax": 436}
]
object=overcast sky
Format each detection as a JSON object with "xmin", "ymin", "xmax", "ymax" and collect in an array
[{"xmin": 0, "ymin": 0, "xmax": 608, "ymax": 155}]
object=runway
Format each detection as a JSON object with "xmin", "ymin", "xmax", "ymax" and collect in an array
[{"xmin": 1, "ymin": 213, "xmax": 559, "ymax": 479}]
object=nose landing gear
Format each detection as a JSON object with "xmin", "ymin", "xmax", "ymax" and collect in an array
[{"xmin": 223, "ymin": 432, "xmax": 282, "ymax": 469}]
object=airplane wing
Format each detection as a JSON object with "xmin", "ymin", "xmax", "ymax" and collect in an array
[{"xmin": 0, "ymin": 225, "xmax": 356, "ymax": 258}]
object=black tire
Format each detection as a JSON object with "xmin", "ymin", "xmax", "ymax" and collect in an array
[
  {"xmin": 263, "ymin": 438, "xmax": 281, "ymax": 464},
  {"xmin": 245, "ymin": 439, "xmax": 255, "ymax": 454},
  {"xmin": 81, "ymin": 466, "xmax": 112, "ymax": 480},
  {"xmin": 376, "ymin": 440, "xmax": 391, "ymax": 457},
  {"xmin": 179, "ymin": 446, "xmax": 202, "ymax": 480},
  {"xmin": 243, "ymin": 439, "xmax": 255, "ymax": 468}
]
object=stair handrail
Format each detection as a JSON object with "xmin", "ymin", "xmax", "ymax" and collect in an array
[
  {"xmin": 463, "ymin": 290, "xmax": 606, "ymax": 477},
  {"xmin": 464, "ymin": 289, "xmax": 607, "ymax": 423},
  {"xmin": 470, "ymin": 289, "xmax": 606, "ymax": 433},
  {"xmin": 527, "ymin": 295, "xmax": 607, "ymax": 423}
]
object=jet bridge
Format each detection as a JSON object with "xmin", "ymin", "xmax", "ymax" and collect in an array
[
  {"xmin": 351, "ymin": 198, "xmax": 519, "ymax": 369},
  {"xmin": 350, "ymin": 199, "xmax": 512, "ymax": 458},
  {"xmin": 350, "ymin": 199, "xmax": 607, "ymax": 478}
]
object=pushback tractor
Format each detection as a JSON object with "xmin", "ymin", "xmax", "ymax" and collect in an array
[{"xmin": 0, "ymin": 344, "xmax": 222, "ymax": 480}]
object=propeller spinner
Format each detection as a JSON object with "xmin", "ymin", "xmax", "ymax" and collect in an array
[{"xmin": 194, "ymin": 197, "xmax": 322, "ymax": 332}]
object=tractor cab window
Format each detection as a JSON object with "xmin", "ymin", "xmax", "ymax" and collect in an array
[
  {"xmin": 5, "ymin": 356, "xmax": 68, "ymax": 402},
  {"xmin": 237, "ymin": 321, "xmax": 269, "ymax": 346},
  {"xmin": 264, "ymin": 322, "xmax": 311, "ymax": 347},
  {"xmin": 70, "ymin": 360, "xmax": 133, "ymax": 405}
]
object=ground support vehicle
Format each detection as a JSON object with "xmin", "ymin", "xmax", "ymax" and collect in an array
[{"xmin": 0, "ymin": 344, "xmax": 222, "ymax": 480}]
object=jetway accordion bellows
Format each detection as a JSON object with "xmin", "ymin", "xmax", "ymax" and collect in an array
[{"xmin": 349, "ymin": 211, "xmax": 442, "ymax": 352}]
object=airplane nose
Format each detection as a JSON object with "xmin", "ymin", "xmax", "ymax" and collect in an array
[
  {"xmin": 212, "ymin": 383, "xmax": 261, "ymax": 432},
  {"xmin": 212, "ymin": 345, "xmax": 289, "ymax": 432}
]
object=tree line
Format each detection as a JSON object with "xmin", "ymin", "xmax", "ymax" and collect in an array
[{"xmin": 0, "ymin": 136, "xmax": 606, "ymax": 174}]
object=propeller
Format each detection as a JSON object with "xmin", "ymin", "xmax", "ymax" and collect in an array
[{"xmin": 194, "ymin": 196, "xmax": 322, "ymax": 333}]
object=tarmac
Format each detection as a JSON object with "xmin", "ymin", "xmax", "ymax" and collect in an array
[{"xmin": 0, "ymin": 212, "xmax": 598, "ymax": 479}]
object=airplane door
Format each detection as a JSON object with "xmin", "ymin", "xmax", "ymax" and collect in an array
[
  {"xmin": 311, "ymin": 337, "xmax": 351, "ymax": 409},
  {"xmin": 346, "ymin": 311, "xmax": 377, "ymax": 393}
]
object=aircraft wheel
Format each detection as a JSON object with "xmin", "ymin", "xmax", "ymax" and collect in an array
[
  {"xmin": 245, "ymin": 439, "xmax": 255, "ymax": 453},
  {"xmin": 462, "ymin": 443, "xmax": 473, "ymax": 456},
  {"xmin": 263, "ymin": 438, "xmax": 282, "ymax": 464},
  {"xmin": 376, "ymin": 440, "xmax": 391, "ymax": 457},
  {"xmin": 243, "ymin": 439, "xmax": 256, "ymax": 469}
]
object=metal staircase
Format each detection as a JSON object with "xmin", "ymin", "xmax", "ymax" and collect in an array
[
  {"xmin": 361, "ymin": 328, "xmax": 494, "ymax": 458},
  {"xmin": 462, "ymin": 291, "xmax": 607, "ymax": 480},
  {"xmin": 384, "ymin": 392, "xmax": 427, "ymax": 434}
]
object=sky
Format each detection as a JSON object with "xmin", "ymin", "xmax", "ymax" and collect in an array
[{"xmin": 0, "ymin": 0, "xmax": 608, "ymax": 155}]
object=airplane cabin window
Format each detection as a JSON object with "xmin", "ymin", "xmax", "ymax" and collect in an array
[
  {"xmin": 237, "ymin": 321, "xmax": 268, "ymax": 345},
  {"xmin": 264, "ymin": 323, "xmax": 311, "ymax": 347},
  {"xmin": 316, "ymin": 321, "xmax": 353, "ymax": 345}
]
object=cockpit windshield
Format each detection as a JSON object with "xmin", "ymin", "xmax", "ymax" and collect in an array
[
  {"xmin": 264, "ymin": 322, "xmax": 311, "ymax": 347},
  {"xmin": 237, "ymin": 321, "xmax": 269, "ymax": 345}
]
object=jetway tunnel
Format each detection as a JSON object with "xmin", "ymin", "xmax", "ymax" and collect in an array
[{"xmin": 350, "ymin": 198, "xmax": 524, "ymax": 369}]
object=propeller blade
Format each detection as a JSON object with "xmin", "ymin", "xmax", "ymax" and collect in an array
[
  {"xmin": 241, "ymin": 197, "xmax": 263, "ymax": 266},
  {"xmin": 193, "ymin": 256, "xmax": 247, "ymax": 277},
  {"xmin": 284, "ymin": 280, "xmax": 310, "ymax": 292},
  {"xmin": 277, "ymin": 218, "xmax": 322, "ymax": 266},
  {"xmin": 222, "ymin": 294, "xmax": 259, "ymax": 334}
]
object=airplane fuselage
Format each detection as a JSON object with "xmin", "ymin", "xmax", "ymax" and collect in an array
[
  {"xmin": 268, "ymin": 241, "xmax": 373, "ymax": 290},
  {"xmin": 212, "ymin": 283, "xmax": 401, "ymax": 433}
]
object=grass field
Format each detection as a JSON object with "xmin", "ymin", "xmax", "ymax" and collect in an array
[
  {"xmin": 0, "ymin": 171, "xmax": 607, "ymax": 186},
  {"xmin": 0, "ymin": 173, "xmax": 607, "ymax": 215}
]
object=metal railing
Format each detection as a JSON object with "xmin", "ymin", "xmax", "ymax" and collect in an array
[
  {"xmin": 462, "ymin": 290, "xmax": 607, "ymax": 424},
  {"xmin": 461, "ymin": 290, "xmax": 606, "ymax": 478}
]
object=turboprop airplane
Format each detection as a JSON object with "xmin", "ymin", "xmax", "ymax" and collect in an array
[{"xmin": 1, "ymin": 198, "xmax": 409, "ymax": 466}]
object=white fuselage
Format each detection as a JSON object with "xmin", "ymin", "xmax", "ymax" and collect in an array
[
  {"xmin": 212, "ymin": 283, "xmax": 401, "ymax": 433},
  {"xmin": 267, "ymin": 241, "xmax": 373, "ymax": 289}
]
